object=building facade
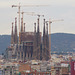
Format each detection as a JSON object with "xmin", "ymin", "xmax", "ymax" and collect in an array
[{"xmin": 10, "ymin": 17, "xmax": 50, "ymax": 61}]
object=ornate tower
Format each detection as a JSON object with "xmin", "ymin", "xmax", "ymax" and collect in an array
[
  {"xmin": 46, "ymin": 22, "xmax": 49, "ymax": 48},
  {"xmin": 14, "ymin": 17, "xmax": 18, "ymax": 44},
  {"xmin": 46, "ymin": 22, "xmax": 49, "ymax": 60},
  {"xmin": 11, "ymin": 22, "xmax": 14, "ymax": 45},
  {"xmin": 20, "ymin": 18, "xmax": 23, "ymax": 43},
  {"xmin": 43, "ymin": 19, "xmax": 46, "ymax": 46},
  {"xmin": 21, "ymin": 18, "xmax": 23, "ymax": 32},
  {"xmin": 24, "ymin": 23, "xmax": 25, "ymax": 32},
  {"xmin": 33, "ymin": 23, "xmax": 37, "ymax": 59},
  {"xmin": 42, "ymin": 19, "xmax": 46, "ymax": 60},
  {"xmin": 36, "ymin": 18, "xmax": 41, "ymax": 60}
]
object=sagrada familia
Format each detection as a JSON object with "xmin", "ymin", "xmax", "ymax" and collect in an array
[{"xmin": 9, "ymin": 17, "xmax": 50, "ymax": 61}]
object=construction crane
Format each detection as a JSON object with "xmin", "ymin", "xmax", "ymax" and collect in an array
[
  {"xmin": 12, "ymin": 3, "xmax": 22, "ymax": 44},
  {"xmin": 12, "ymin": 3, "xmax": 46, "ymax": 44},
  {"xmin": 27, "ymin": 13, "xmax": 44, "ymax": 18},
  {"xmin": 12, "ymin": 4, "xmax": 35, "ymax": 34},
  {"xmin": 27, "ymin": 13, "xmax": 44, "ymax": 33},
  {"xmin": 12, "ymin": 3, "xmax": 46, "ymax": 43},
  {"xmin": 17, "ymin": 11, "xmax": 35, "ymax": 32},
  {"xmin": 46, "ymin": 19, "xmax": 64, "ymax": 60},
  {"xmin": 18, "ymin": 12, "xmax": 35, "ymax": 22},
  {"xmin": 12, "ymin": 4, "xmax": 47, "ymax": 32},
  {"xmin": 12, "ymin": 3, "xmax": 21, "ymax": 33}
]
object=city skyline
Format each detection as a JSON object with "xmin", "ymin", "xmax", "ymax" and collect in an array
[{"xmin": 0, "ymin": 0, "xmax": 75, "ymax": 35}]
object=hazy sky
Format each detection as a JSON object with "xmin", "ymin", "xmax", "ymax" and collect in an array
[{"xmin": 0, "ymin": 0, "xmax": 75, "ymax": 35}]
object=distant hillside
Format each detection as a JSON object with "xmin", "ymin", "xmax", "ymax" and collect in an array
[
  {"xmin": 0, "ymin": 35, "xmax": 11, "ymax": 54},
  {"xmin": 0, "ymin": 33, "xmax": 75, "ymax": 54},
  {"xmin": 51, "ymin": 33, "xmax": 75, "ymax": 52}
]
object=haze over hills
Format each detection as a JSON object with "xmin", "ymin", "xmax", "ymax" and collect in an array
[
  {"xmin": 51, "ymin": 33, "xmax": 75, "ymax": 52},
  {"xmin": 0, "ymin": 35, "xmax": 11, "ymax": 54},
  {"xmin": 0, "ymin": 33, "xmax": 75, "ymax": 54}
]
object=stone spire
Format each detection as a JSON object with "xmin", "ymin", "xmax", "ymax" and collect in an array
[
  {"xmin": 34, "ymin": 23, "xmax": 36, "ymax": 33},
  {"xmin": 46, "ymin": 22, "xmax": 49, "ymax": 60},
  {"xmin": 36, "ymin": 18, "xmax": 41, "ymax": 60},
  {"xmin": 46, "ymin": 22, "xmax": 49, "ymax": 47},
  {"xmin": 42, "ymin": 19, "xmax": 46, "ymax": 60},
  {"xmin": 43, "ymin": 19, "xmax": 46, "ymax": 45},
  {"xmin": 11, "ymin": 22, "xmax": 14, "ymax": 45},
  {"xmin": 37, "ymin": 18, "xmax": 40, "ymax": 33},
  {"xmin": 33, "ymin": 23, "xmax": 37, "ymax": 59},
  {"xmin": 21, "ymin": 18, "xmax": 23, "ymax": 32},
  {"xmin": 14, "ymin": 17, "xmax": 18, "ymax": 44},
  {"xmin": 24, "ymin": 23, "xmax": 25, "ymax": 32}
]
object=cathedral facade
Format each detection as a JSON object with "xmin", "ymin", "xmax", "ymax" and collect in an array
[{"xmin": 11, "ymin": 17, "xmax": 50, "ymax": 61}]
